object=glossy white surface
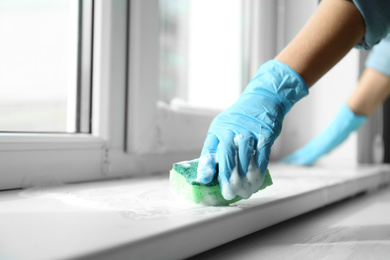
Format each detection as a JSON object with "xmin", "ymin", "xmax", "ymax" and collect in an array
[
  {"xmin": 191, "ymin": 180, "xmax": 390, "ymax": 260},
  {"xmin": 1, "ymin": 163, "xmax": 390, "ymax": 260}
]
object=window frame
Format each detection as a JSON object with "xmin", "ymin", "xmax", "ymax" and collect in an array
[
  {"xmin": 125, "ymin": 0, "xmax": 278, "ymax": 163},
  {"xmin": 0, "ymin": 0, "xmax": 128, "ymax": 190},
  {"xmin": 0, "ymin": 0, "xmax": 281, "ymax": 191}
]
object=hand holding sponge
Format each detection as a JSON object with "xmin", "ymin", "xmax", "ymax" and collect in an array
[{"xmin": 169, "ymin": 159, "xmax": 272, "ymax": 206}]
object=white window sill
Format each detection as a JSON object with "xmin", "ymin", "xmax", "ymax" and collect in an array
[{"xmin": 1, "ymin": 162, "xmax": 390, "ymax": 260}]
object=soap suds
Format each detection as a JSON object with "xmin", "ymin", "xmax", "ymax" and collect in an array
[
  {"xmin": 18, "ymin": 177, "xmax": 239, "ymax": 220},
  {"xmin": 177, "ymin": 159, "xmax": 197, "ymax": 168},
  {"xmin": 220, "ymin": 134, "xmax": 265, "ymax": 200},
  {"xmin": 195, "ymin": 134, "xmax": 266, "ymax": 201},
  {"xmin": 195, "ymin": 153, "xmax": 218, "ymax": 183}
]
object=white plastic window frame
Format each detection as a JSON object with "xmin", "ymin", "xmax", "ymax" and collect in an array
[
  {"xmin": 0, "ymin": 0, "xmax": 130, "ymax": 190},
  {"xmin": 124, "ymin": 0, "xmax": 279, "ymax": 175},
  {"xmin": 0, "ymin": 0, "xmax": 280, "ymax": 191}
]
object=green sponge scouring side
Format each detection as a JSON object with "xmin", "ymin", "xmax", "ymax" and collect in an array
[{"xmin": 169, "ymin": 159, "xmax": 272, "ymax": 206}]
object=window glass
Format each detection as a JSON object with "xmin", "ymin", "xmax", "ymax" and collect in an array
[
  {"xmin": 0, "ymin": 0, "xmax": 83, "ymax": 133},
  {"xmin": 159, "ymin": 0, "xmax": 242, "ymax": 110}
]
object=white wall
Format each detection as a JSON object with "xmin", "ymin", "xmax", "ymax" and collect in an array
[{"xmin": 272, "ymin": 0, "xmax": 360, "ymax": 165}]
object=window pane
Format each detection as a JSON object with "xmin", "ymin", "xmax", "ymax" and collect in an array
[
  {"xmin": 0, "ymin": 0, "xmax": 87, "ymax": 133},
  {"xmin": 159, "ymin": 0, "xmax": 242, "ymax": 110}
]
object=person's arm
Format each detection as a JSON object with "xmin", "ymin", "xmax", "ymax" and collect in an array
[
  {"xmin": 282, "ymin": 67, "xmax": 390, "ymax": 166},
  {"xmin": 282, "ymin": 30, "xmax": 390, "ymax": 166},
  {"xmin": 276, "ymin": 0, "xmax": 365, "ymax": 87},
  {"xmin": 197, "ymin": 0, "xmax": 371, "ymax": 200},
  {"xmin": 350, "ymin": 33, "xmax": 390, "ymax": 116},
  {"xmin": 348, "ymin": 68, "xmax": 390, "ymax": 116}
]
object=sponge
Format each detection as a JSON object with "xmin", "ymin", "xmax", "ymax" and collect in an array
[{"xmin": 169, "ymin": 159, "xmax": 272, "ymax": 206}]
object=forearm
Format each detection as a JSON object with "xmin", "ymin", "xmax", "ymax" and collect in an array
[
  {"xmin": 275, "ymin": 0, "xmax": 365, "ymax": 87},
  {"xmin": 347, "ymin": 68, "xmax": 390, "ymax": 116}
]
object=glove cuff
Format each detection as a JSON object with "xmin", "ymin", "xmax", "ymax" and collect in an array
[
  {"xmin": 245, "ymin": 60, "xmax": 309, "ymax": 114},
  {"xmin": 332, "ymin": 103, "xmax": 368, "ymax": 132}
]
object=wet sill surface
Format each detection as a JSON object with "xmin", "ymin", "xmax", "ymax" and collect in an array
[{"xmin": 1, "ymin": 163, "xmax": 390, "ymax": 260}]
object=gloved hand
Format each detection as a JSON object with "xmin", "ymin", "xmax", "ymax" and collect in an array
[
  {"xmin": 282, "ymin": 103, "xmax": 367, "ymax": 166},
  {"xmin": 196, "ymin": 60, "xmax": 309, "ymax": 200}
]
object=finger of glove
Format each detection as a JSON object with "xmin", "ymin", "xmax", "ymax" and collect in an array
[
  {"xmin": 280, "ymin": 152, "xmax": 301, "ymax": 164},
  {"xmin": 255, "ymin": 134, "xmax": 272, "ymax": 174},
  {"xmin": 197, "ymin": 134, "xmax": 219, "ymax": 184},
  {"xmin": 217, "ymin": 130, "xmax": 238, "ymax": 200},
  {"xmin": 200, "ymin": 132, "xmax": 219, "ymax": 156},
  {"xmin": 281, "ymin": 149, "xmax": 314, "ymax": 165},
  {"xmin": 281, "ymin": 139, "xmax": 322, "ymax": 166},
  {"xmin": 235, "ymin": 132, "xmax": 255, "ymax": 177},
  {"xmin": 281, "ymin": 146, "xmax": 306, "ymax": 164}
]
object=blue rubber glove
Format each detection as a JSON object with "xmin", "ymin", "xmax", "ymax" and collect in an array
[
  {"xmin": 197, "ymin": 60, "xmax": 309, "ymax": 200},
  {"xmin": 282, "ymin": 103, "xmax": 367, "ymax": 166}
]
